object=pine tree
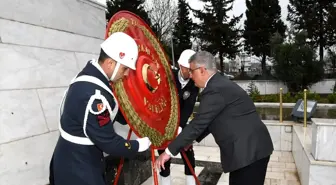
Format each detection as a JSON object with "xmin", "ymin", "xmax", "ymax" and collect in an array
[
  {"xmin": 247, "ymin": 81, "xmax": 260, "ymax": 96},
  {"xmin": 106, "ymin": 0, "xmax": 152, "ymax": 27},
  {"xmin": 271, "ymin": 31, "xmax": 325, "ymax": 92},
  {"xmin": 243, "ymin": 0, "xmax": 286, "ymax": 77},
  {"xmin": 191, "ymin": 0, "xmax": 242, "ymax": 72},
  {"xmin": 172, "ymin": 0, "xmax": 194, "ymax": 64},
  {"xmin": 287, "ymin": 0, "xmax": 336, "ymax": 62}
]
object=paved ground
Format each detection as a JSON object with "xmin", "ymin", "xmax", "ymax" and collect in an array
[{"xmin": 141, "ymin": 146, "xmax": 301, "ymax": 185}]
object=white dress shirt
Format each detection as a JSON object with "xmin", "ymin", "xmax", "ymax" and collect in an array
[
  {"xmin": 178, "ymin": 70, "xmax": 189, "ymax": 89},
  {"xmin": 204, "ymin": 73, "xmax": 216, "ymax": 88}
]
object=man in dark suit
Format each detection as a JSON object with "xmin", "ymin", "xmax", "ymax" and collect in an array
[
  {"xmin": 156, "ymin": 51, "xmax": 274, "ymax": 185},
  {"xmin": 158, "ymin": 49, "xmax": 199, "ymax": 185}
]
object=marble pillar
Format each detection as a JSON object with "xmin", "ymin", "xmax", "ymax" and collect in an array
[{"xmin": 311, "ymin": 118, "xmax": 336, "ymax": 162}]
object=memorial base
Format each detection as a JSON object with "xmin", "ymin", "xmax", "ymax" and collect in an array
[
  {"xmin": 293, "ymin": 125, "xmax": 336, "ymax": 185},
  {"xmin": 104, "ymin": 150, "xmax": 152, "ymax": 185}
]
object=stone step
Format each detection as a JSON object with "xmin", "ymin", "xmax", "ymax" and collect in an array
[
  {"xmin": 141, "ymin": 164, "xmax": 204, "ymax": 185},
  {"xmin": 144, "ymin": 146, "xmax": 301, "ymax": 185}
]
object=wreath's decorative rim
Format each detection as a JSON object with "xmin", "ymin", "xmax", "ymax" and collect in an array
[{"xmin": 106, "ymin": 14, "xmax": 179, "ymax": 147}]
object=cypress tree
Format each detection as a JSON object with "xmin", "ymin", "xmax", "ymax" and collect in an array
[{"xmin": 243, "ymin": 0, "xmax": 286, "ymax": 77}]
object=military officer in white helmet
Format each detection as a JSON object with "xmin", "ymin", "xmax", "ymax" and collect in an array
[
  {"xmin": 49, "ymin": 32, "xmax": 152, "ymax": 185},
  {"xmin": 157, "ymin": 49, "xmax": 200, "ymax": 185}
]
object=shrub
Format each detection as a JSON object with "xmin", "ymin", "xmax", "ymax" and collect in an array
[
  {"xmin": 247, "ymin": 81, "xmax": 260, "ymax": 101},
  {"xmin": 249, "ymin": 91, "xmax": 332, "ymax": 103},
  {"xmin": 283, "ymin": 92, "xmax": 295, "ymax": 103},
  {"xmin": 327, "ymin": 93, "xmax": 336, "ymax": 103}
]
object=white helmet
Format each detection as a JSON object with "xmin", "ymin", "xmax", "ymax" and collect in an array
[
  {"xmin": 177, "ymin": 49, "xmax": 196, "ymax": 69},
  {"xmin": 100, "ymin": 32, "xmax": 138, "ymax": 81}
]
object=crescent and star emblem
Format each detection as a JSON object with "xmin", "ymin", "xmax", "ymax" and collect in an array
[{"xmin": 142, "ymin": 63, "xmax": 161, "ymax": 93}]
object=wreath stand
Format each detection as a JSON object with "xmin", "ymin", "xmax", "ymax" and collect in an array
[{"xmin": 112, "ymin": 128, "xmax": 201, "ymax": 185}]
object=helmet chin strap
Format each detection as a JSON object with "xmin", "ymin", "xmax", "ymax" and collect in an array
[{"xmin": 110, "ymin": 62, "xmax": 121, "ymax": 81}]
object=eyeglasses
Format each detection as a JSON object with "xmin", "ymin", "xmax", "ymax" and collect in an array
[{"xmin": 189, "ymin": 67, "xmax": 201, "ymax": 74}]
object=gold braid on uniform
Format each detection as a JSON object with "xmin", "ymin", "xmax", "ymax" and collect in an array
[{"xmin": 108, "ymin": 18, "xmax": 178, "ymax": 147}]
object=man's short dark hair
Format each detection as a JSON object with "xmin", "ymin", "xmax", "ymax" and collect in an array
[{"xmin": 98, "ymin": 49, "xmax": 111, "ymax": 64}]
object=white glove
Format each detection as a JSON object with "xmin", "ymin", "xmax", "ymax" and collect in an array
[
  {"xmin": 136, "ymin": 137, "xmax": 152, "ymax": 152},
  {"xmin": 178, "ymin": 126, "xmax": 182, "ymax": 135}
]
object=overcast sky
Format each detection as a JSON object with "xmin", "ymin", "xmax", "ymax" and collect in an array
[
  {"xmin": 100, "ymin": 0, "xmax": 290, "ymax": 27},
  {"xmin": 184, "ymin": 0, "xmax": 290, "ymax": 27}
]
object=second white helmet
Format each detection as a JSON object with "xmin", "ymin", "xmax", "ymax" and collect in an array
[{"xmin": 177, "ymin": 49, "xmax": 196, "ymax": 69}]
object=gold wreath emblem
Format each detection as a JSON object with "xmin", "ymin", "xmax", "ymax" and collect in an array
[
  {"xmin": 108, "ymin": 17, "xmax": 178, "ymax": 147},
  {"xmin": 142, "ymin": 63, "xmax": 161, "ymax": 93}
]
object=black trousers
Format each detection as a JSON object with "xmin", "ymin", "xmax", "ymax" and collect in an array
[
  {"xmin": 157, "ymin": 147, "xmax": 195, "ymax": 177},
  {"xmin": 229, "ymin": 156, "xmax": 270, "ymax": 185}
]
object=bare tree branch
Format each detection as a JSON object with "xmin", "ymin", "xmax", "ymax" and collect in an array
[{"xmin": 145, "ymin": 0, "xmax": 178, "ymax": 43}]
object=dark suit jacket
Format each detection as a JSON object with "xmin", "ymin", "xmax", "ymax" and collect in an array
[{"xmin": 167, "ymin": 73, "xmax": 274, "ymax": 173}]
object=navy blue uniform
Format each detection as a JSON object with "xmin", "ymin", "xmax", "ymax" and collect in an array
[
  {"xmin": 158, "ymin": 68, "xmax": 199, "ymax": 176},
  {"xmin": 49, "ymin": 60, "xmax": 139, "ymax": 185}
]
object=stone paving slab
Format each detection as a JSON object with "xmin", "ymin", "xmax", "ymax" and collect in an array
[{"xmin": 142, "ymin": 146, "xmax": 301, "ymax": 185}]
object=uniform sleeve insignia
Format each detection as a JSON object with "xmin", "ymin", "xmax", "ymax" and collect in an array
[
  {"xmin": 125, "ymin": 142, "xmax": 131, "ymax": 149},
  {"xmin": 97, "ymin": 110, "xmax": 110, "ymax": 127},
  {"xmin": 97, "ymin": 103, "xmax": 104, "ymax": 112}
]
